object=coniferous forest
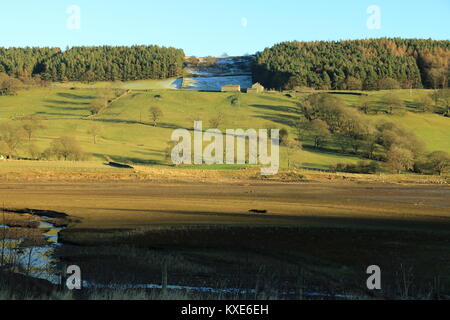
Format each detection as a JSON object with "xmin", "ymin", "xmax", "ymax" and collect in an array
[
  {"xmin": 0, "ymin": 47, "xmax": 61, "ymax": 78},
  {"xmin": 253, "ymin": 38, "xmax": 450, "ymax": 90},
  {"xmin": 1, "ymin": 39, "xmax": 449, "ymax": 91},
  {"xmin": 0, "ymin": 45, "xmax": 185, "ymax": 82}
]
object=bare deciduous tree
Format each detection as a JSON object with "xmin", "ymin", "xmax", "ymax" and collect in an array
[
  {"xmin": 87, "ymin": 123, "xmax": 103, "ymax": 144},
  {"xmin": 427, "ymin": 151, "xmax": 450, "ymax": 175},
  {"xmin": 386, "ymin": 146, "xmax": 414, "ymax": 173},
  {"xmin": 382, "ymin": 93, "xmax": 404, "ymax": 115},
  {"xmin": 89, "ymin": 99, "xmax": 107, "ymax": 115},
  {"xmin": 0, "ymin": 122, "xmax": 24, "ymax": 157},
  {"xmin": 413, "ymin": 95, "xmax": 434, "ymax": 113},
  {"xmin": 21, "ymin": 116, "xmax": 46, "ymax": 141},
  {"xmin": 359, "ymin": 95, "xmax": 374, "ymax": 114},
  {"xmin": 284, "ymin": 138, "xmax": 302, "ymax": 169},
  {"xmin": 149, "ymin": 106, "xmax": 163, "ymax": 127},
  {"xmin": 44, "ymin": 136, "xmax": 85, "ymax": 161}
]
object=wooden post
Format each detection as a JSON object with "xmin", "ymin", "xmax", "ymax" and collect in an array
[
  {"xmin": 60, "ymin": 263, "xmax": 67, "ymax": 291},
  {"xmin": 161, "ymin": 261, "xmax": 168, "ymax": 293}
]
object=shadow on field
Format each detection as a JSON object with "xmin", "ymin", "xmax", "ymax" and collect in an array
[
  {"xmin": 88, "ymin": 118, "xmax": 142, "ymax": 125},
  {"xmin": 253, "ymin": 111, "xmax": 298, "ymax": 127},
  {"xmin": 301, "ymin": 145, "xmax": 361, "ymax": 160},
  {"xmin": 44, "ymin": 105, "xmax": 88, "ymax": 112},
  {"xmin": 36, "ymin": 111, "xmax": 82, "ymax": 117},
  {"xmin": 251, "ymin": 93, "xmax": 296, "ymax": 103},
  {"xmin": 88, "ymin": 118, "xmax": 179, "ymax": 129},
  {"xmin": 86, "ymin": 207, "xmax": 450, "ymax": 233},
  {"xmin": 250, "ymin": 103, "xmax": 297, "ymax": 114},
  {"xmin": 45, "ymin": 99, "xmax": 90, "ymax": 106},
  {"xmin": 57, "ymin": 92, "xmax": 96, "ymax": 100},
  {"xmin": 133, "ymin": 149, "xmax": 165, "ymax": 157},
  {"xmin": 93, "ymin": 153, "xmax": 163, "ymax": 166}
]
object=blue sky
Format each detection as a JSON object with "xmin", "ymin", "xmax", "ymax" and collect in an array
[{"xmin": 0, "ymin": 0, "xmax": 449, "ymax": 56}]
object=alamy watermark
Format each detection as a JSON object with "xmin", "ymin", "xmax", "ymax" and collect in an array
[
  {"xmin": 66, "ymin": 265, "xmax": 82, "ymax": 290},
  {"xmin": 66, "ymin": 5, "xmax": 81, "ymax": 30},
  {"xmin": 367, "ymin": 5, "xmax": 381, "ymax": 30},
  {"xmin": 366, "ymin": 265, "xmax": 382, "ymax": 290},
  {"xmin": 171, "ymin": 121, "xmax": 280, "ymax": 175}
]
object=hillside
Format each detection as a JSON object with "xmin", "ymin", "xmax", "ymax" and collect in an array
[{"xmin": 0, "ymin": 86, "xmax": 449, "ymax": 171}]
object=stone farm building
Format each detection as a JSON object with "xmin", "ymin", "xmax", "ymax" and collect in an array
[
  {"xmin": 247, "ymin": 83, "xmax": 265, "ymax": 94},
  {"xmin": 221, "ymin": 85, "xmax": 241, "ymax": 92}
]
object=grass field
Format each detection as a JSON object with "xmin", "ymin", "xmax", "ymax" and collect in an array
[
  {"xmin": 1, "ymin": 86, "xmax": 449, "ymax": 171},
  {"xmin": 52, "ymin": 78, "xmax": 182, "ymax": 90}
]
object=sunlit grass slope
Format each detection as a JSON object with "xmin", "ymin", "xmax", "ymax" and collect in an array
[{"xmin": 0, "ymin": 87, "xmax": 449, "ymax": 169}]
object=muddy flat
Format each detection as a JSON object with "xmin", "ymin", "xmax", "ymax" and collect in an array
[
  {"xmin": 2, "ymin": 179, "xmax": 449, "ymax": 298},
  {"xmin": 1, "ymin": 180, "xmax": 449, "ymax": 231}
]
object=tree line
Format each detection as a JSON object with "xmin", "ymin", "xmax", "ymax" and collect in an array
[
  {"xmin": 253, "ymin": 38, "xmax": 450, "ymax": 91},
  {"xmin": 292, "ymin": 92, "xmax": 450, "ymax": 175},
  {"xmin": 0, "ymin": 45, "xmax": 185, "ymax": 82}
]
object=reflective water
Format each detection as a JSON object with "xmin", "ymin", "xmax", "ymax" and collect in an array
[{"xmin": 0, "ymin": 220, "xmax": 64, "ymax": 284}]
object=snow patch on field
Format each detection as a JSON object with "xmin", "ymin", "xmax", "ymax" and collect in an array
[
  {"xmin": 183, "ymin": 56, "xmax": 254, "ymax": 91},
  {"xmin": 183, "ymin": 75, "xmax": 252, "ymax": 91}
]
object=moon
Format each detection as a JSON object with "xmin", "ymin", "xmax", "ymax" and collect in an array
[{"xmin": 241, "ymin": 17, "xmax": 248, "ymax": 28}]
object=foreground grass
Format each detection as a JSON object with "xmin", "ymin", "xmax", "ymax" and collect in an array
[{"xmin": 0, "ymin": 160, "xmax": 449, "ymax": 184}]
